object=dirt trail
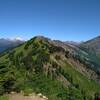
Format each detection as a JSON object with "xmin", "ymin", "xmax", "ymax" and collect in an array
[{"xmin": 9, "ymin": 93, "xmax": 47, "ymax": 100}]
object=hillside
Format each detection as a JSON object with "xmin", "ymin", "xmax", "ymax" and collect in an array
[
  {"xmin": 80, "ymin": 36, "xmax": 100, "ymax": 56},
  {"xmin": 0, "ymin": 36, "xmax": 100, "ymax": 100},
  {"xmin": 79, "ymin": 36, "xmax": 100, "ymax": 72}
]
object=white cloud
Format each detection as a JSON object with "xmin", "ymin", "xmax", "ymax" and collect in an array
[{"xmin": 15, "ymin": 37, "xmax": 23, "ymax": 41}]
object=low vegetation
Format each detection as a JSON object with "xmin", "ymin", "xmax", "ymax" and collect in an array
[{"xmin": 0, "ymin": 36, "xmax": 100, "ymax": 100}]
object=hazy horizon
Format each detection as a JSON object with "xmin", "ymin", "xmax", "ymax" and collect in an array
[{"xmin": 0, "ymin": 34, "xmax": 100, "ymax": 43}]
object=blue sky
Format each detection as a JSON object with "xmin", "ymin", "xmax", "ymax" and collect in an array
[{"xmin": 0, "ymin": 0, "xmax": 100, "ymax": 41}]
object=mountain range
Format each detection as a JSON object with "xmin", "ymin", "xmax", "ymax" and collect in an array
[
  {"xmin": 0, "ymin": 38, "xmax": 24, "ymax": 53},
  {"xmin": 0, "ymin": 36, "xmax": 100, "ymax": 100}
]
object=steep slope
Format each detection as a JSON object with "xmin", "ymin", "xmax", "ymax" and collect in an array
[
  {"xmin": 80, "ymin": 36, "xmax": 100, "ymax": 56},
  {"xmin": 0, "ymin": 36, "xmax": 100, "ymax": 100},
  {"xmin": 0, "ymin": 38, "xmax": 24, "ymax": 53},
  {"xmin": 79, "ymin": 36, "xmax": 100, "ymax": 72}
]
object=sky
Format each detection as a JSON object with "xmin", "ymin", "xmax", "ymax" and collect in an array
[{"xmin": 0, "ymin": 0, "xmax": 100, "ymax": 41}]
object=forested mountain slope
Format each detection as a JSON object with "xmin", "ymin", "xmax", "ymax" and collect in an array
[{"xmin": 0, "ymin": 36, "xmax": 100, "ymax": 100}]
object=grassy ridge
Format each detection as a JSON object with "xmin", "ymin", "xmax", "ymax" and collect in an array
[{"xmin": 0, "ymin": 37, "xmax": 100, "ymax": 100}]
